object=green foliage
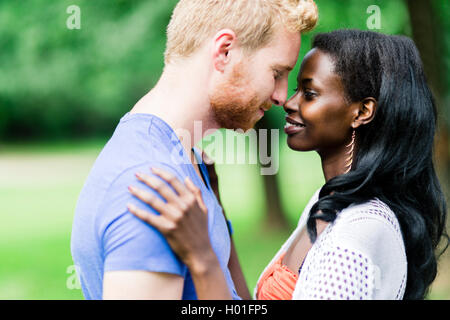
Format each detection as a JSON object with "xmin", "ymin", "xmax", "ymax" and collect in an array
[
  {"xmin": 0, "ymin": 0, "xmax": 178, "ymax": 140},
  {"xmin": 1, "ymin": 0, "xmax": 449, "ymax": 141},
  {"xmin": 434, "ymin": 0, "xmax": 450, "ymax": 127}
]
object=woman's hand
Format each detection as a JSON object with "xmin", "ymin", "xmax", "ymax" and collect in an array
[
  {"xmin": 127, "ymin": 167, "xmax": 233, "ymax": 299},
  {"xmin": 127, "ymin": 167, "xmax": 213, "ymax": 272}
]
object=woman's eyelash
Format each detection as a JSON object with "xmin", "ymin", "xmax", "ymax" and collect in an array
[{"xmin": 293, "ymin": 87, "xmax": 316, "ymax": 98}]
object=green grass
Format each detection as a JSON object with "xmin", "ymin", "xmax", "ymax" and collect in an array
[
  {"xmin": 0, "ymin": 142, "xmax": 99, "ymax": 299},
  {"xmin": 0, "ymin": 139, "xmax": 448, "ymax": 299},
  {"xmin": 0, "ymin": 138, "xmax": 320, "ymax": 299},
  {"xmin": 0, "ymin": 234, "xmax": 82, "ymax": 299}
]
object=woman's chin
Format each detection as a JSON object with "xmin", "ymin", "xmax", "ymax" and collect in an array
[{"xmin": 286, "ymin": 138, "xmax": 311, "ymax": 152}]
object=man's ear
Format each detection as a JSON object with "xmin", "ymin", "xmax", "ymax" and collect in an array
[
  {"xmin": 352, "ymin": 97, "xmax": 377, "ymax": 129},
  {"xmin": 212, "ymin": 29, "xmax": 237, "ymax": 73}
]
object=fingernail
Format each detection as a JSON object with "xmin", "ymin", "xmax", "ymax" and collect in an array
[
  {"xmin": 127, "ymin": 203, "xmax": 136, "ymax": 211},
  {"xmin": 135, "ymin": 172, "xmax": 143, "ymax": 178},
  {"xmin": 128, "ymin": 185, "xmax": 135, "ymax": 192}
]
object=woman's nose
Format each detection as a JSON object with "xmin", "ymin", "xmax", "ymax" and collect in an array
[{"xmin": 283, "ymin": 94, "xmax": 299, "ymax": 114}]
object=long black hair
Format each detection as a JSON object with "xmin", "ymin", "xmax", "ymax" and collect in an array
[{"xmin": 306, "ymin": 29, "xmax": 449, "ymax": 299}]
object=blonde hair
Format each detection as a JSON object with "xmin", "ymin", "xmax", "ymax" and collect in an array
[{"xmin": 164, "ymin": 0, "xmax": 318, "ymax": 64}]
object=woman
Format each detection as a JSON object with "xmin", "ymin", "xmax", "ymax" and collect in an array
[{"xmin": 127, "ymin": 30, "xmax": 449, "ymax": 299}]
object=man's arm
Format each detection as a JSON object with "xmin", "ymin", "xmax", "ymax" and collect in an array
[
  {"xmin": 100, "ymin": 165, "xmax": 189, "ymax": 300},
  {"xmin": 127, "ymin": 169, "xmax": 234, "ymax": 300},
  {"xmin": 103, "ymin": 270, "xmax": 184, "ymax": 300}
]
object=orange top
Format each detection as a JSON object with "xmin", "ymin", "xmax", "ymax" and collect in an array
[{"xmin": 256, "ymin": 252, "xmax": 298, "ymax": 300}]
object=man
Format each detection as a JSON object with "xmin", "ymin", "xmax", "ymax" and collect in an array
[{"xmin": 71, "ymin": 0, "xmax": 317, "ymax": 300}]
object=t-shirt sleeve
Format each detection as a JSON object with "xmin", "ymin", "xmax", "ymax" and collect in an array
[{"xmin": 99, "ymin": 163, "xmax": 187, "ymax": 277}]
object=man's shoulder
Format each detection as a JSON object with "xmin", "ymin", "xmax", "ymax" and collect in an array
[
  {"xmin": 87, "ymin": 116, "xmax": 185, "ymax": 194},
  {"xmin": 94, "ymin": 160, "xmax": 185, "ymax": 225},
  {"xmin": 76, "ymin": 111, "xmax": 190, "ymax": 228}
]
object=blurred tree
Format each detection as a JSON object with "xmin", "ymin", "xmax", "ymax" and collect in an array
[
  {"xmin": 256, "ymin": 116, "xmax": 290, "ymax": 230},
  {"xmin": 3, "ymin": 0, "xmax": 446, "ymax": 227},
  {"xmin": 0, "ymin": 0, "xmax": 412, "ymax": 142},
  {"xmin": 406, "ymin": 0, "xmax": 450, "ymax": 192},
  {"xmin": 0, "ymin": 0, "xmax": 178, "ymax": 141}
]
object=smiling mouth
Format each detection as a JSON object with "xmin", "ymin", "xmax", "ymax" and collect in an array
[
  {"xmin": 284, "ymin": 123, "xmax": 305, "ymax": 130},
  {"xmin": 285, "ymin": 117, "xmax": 306, "ymax": 128}
]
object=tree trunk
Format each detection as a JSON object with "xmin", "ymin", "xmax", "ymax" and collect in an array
[
  {"xmin": 256, "ymin": 116, "xmax": 290, "ymax": 231},
  {"xmin": 406, "ymin": 0, "xmax": 450, "ymax": 193}
]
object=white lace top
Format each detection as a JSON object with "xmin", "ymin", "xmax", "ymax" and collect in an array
[{"xmin": 254, "ymin": 188, "xmax": 408, "ymax": 300}]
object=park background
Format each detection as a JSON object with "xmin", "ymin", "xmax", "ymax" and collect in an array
[{"xmin": 0, "ymin": 0, "xmax": 449, "ymax": 299}]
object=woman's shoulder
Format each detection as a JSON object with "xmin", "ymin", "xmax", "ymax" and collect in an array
[
  {"xmin": 337, "ymin": 198, "xmax": 402, "ymax": 236},
  {"xmin": 293, "ymin": 197, "xmax": 408, "ymax": 299},
  {"xmin": 330, "ymin": 198, "xmax": 406, "ymax": 266},
  {"xmin": 299, "ymin": 191, "xmax": 404, "ymax": 247}
]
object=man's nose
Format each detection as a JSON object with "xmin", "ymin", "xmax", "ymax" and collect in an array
[{"xmin": 271, "ymin": 82, "xmax": 288, "ymax": 106}]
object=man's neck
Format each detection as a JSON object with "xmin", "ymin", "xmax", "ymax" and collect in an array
[{"xmin": 130, "ymin": 63, "xmax": 220, "ymax": 157}]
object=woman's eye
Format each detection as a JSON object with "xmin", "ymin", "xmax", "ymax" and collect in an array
[{"xmin": 304, "ymin": 90, "xmax": 316, "ymax": 99}]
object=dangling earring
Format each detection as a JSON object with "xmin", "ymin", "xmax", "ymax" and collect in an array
[{"xmin": 344, "ymin": 129, "xmax": 356, "ymax": 174}]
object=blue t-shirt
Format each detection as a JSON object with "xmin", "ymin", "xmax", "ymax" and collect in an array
[{"xmin": 70, "ymin": 112, "xmax": 240, "ymax": 300}]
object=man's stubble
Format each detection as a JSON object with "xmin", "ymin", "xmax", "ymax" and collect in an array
[{"xmin": 210, "ymin": 62, "xmax": 271, "ymax": 131}]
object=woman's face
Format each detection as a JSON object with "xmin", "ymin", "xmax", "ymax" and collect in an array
[{"xmin": 283, "ymin": 48, "xmax": 356, "ymax": 156}]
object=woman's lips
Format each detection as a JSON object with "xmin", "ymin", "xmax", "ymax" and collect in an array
[{"xmin": 284, "ymin": 116, "xmax": 305, "ymax": 134}]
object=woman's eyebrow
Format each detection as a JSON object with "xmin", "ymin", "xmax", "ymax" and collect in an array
[{"xmin": 298, "ymin": 77, "xmax": 313, "ymax": 85}]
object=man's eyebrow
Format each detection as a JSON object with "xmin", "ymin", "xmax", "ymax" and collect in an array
[{"xmin": 273, "ymin": 64, "xmax": 294, "ymax": 72}]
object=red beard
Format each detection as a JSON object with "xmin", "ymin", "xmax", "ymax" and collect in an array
[{"xmin": 210, "ymin": 62, "xmax": 271, "ymax": 131}]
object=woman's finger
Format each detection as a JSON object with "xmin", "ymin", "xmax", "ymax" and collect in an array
[
  {"xmin": 135, "ymin": 171, "xmax": 181, "ymax": 205},
  {"xmin": 185, "ymin": 177, "xmax": 208, "ymax": 214},
  {"xmin": 151, "ymin": 168, "xmax": 189, "ymax": 196},
  {"xmin": 127, "ymin": 203, "xmax": 165, "ymax": 229},
  {"xmin": 128, "ymin": 185, "xmax": 184, "ymax": 222},
  {"xmin": 128, "ymin": 185, "xmax": 167, "ymax": 214},
  {"xmin": 128, "ymin": 203, "xmax": 178, "ymax": 235}
]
